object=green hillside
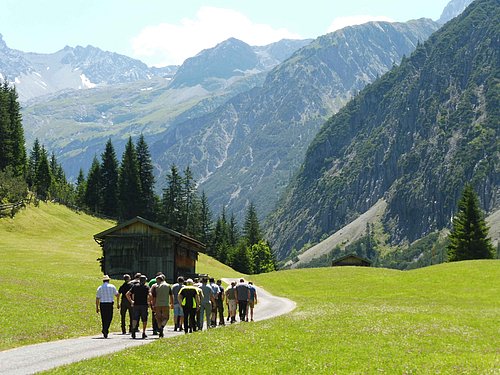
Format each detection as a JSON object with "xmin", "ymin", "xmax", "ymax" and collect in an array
[{"xmin": 0, "ymin": 202, "xmax": 115, "ymax": 349}]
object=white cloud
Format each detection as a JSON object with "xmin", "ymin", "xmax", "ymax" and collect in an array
[
  {"xmin": 131, "ymin": 6, "xmax": 302, "ymax": 67},
  {"xmin": 327, "ymin": 15, "xmax": 395, "ymax": 33}
]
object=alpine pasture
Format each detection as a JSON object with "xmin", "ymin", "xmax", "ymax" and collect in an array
[{"xmin": 1, "ymin": 203, "xmax": 498, "ymax": 373}]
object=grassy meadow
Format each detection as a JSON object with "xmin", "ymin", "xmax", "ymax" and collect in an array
[
  {"xmin": 47, "ymin": 263, "xmax": 499, "ymax": 374},
  {"xmin": 1, "ymin": 203, "xmax": 499, "ymax": 373},
  {"xmin": 0, "ymin": 202, "xmax": 115, "ymax": 349}
]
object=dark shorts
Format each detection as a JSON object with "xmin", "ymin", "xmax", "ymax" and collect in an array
[{"xmin": 133, "ymin": 305, "xmax": 149, "ymax": 322}]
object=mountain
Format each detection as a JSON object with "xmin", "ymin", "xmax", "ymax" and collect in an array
[
  {"xmin": 20, "ymin": 38, "xmax": 309, "ymax": 178},
  {"xmin": 266, "ymin": 0, "xmax": 499, "ymax": 260},
  {"xmin": 438, "ymin": 0, "xmax": 475, "ymax": 24},
  {"xmin": 149, "ymin": 19, "xmax": 440, "ymax": 220},
  {"xmin": 169, "ymin": 38, "xmax": 311, "ymax": 90},
  {"xmin": 0, "ymin": 35, "xmax": 179, "ymax": 101}
]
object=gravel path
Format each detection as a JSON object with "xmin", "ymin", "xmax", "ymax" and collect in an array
[{"xmin": 0, "ymin": 282, "xmax": 295, "ymax": 374}]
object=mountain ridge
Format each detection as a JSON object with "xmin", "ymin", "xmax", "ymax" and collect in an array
[
  {"xmin": 152, "ymin": 18, "xmax": 440, "ymax": 219},
  {"xmin": 266, "ymin": 0, "xmax": 499, "ymax": 260}
]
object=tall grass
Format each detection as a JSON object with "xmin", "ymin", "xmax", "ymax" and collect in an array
[{"xmin": 45, "ymin": 260, "xmax": 499, "ymax": 374}]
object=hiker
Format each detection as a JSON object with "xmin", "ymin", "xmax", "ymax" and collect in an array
[
  {"xmin": 118, "ymin": 274, "xmax": 133, "ymax": 334},
  {"xmin": 247, "ymin": 281, "xmax": 258, "ymax": 322},
  {"xmin": 95, "ymin": 274, "xmax": 119, "ymax": 338},
  {"xmin": 193, "ymin": 277, "xmax": 201, "ymax": 328},
  {"xmin": 127, "ymin": 275, "xmax": 151, "ymax": 339},
  {"xmin": 178, "ymin": 278, "xmax": 200, "ymax": 334},
  {"xmin": 171, "ymin": 276, "xmax": 185, "ymax": 331},
  {"xmin": 199, "ymin": 277, "xmax": 214, "ymax": 331},
  {"xmin": 130, "ymin": 272, "xmax": 141, "ymax": 286},
  {"xmin": 235, "ymin": 278, "xmax": 250, "ymax": 322},
  {"xmin": 209, "ymin": 277, "xmax": 220, "ymax": 327},
  {"xmin": 225, "ymin": 281, "xmax": 237, "ymax": 323},
  {"xmin": 148, "ymin": 273, "xmax": 162, "ymax": 335},
  {"xmin": 215, "ymin": 279, "xmax": 225, "ymax": 326},
  {"xmin": 150, "ymin": 274, "xmax": 173, "ymax": 338}
]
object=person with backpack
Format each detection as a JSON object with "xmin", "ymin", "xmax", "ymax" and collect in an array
[
  {"xmin": 150, "ymin": 274, "xmax": 173, "ymax": 338},
  {"xmin": 178, "ymin": 279, "xmax": 200, "ymax": 334}
]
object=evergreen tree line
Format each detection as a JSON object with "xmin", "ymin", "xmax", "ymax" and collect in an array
[
  {"xmin": 74, "ymin": 136, "xmax": 277, "ymax": 274},
  {"xmin": 0, "ymin": 83, "xmax": 28, "ymax": 205},
  {"xmin": 0, "ymin": 82, "xmax": 72, "ymax": 206}
]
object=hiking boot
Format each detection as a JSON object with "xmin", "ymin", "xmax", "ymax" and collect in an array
[
  {"xmin": 131, "ymin": 331, "xmax": 136, "ymax": 339},
  {"xmin": 142, "ymin": 333, "xmax": 147, "ymax": 339}
]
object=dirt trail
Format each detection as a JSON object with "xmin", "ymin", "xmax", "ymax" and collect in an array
[{"xmin": 0, "ymin": 282, "xmax": 295, "ymax": 374}]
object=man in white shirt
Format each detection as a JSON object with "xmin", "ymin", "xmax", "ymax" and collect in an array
[{"xmin": 96, "ymin": 275, "xmax": 119, "ymax": 338}]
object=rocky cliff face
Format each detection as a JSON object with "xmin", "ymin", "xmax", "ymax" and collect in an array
[
  {"xmin": 438, "ymin": 0, "xmax": 475, "ymax": 24},
  {"xmin": 266, "ymin": 0, "xmax": 499, "ymax": 260},
  {"xmin": 150, "ymin": 19, "xmax": 440, "ymax": 220}
]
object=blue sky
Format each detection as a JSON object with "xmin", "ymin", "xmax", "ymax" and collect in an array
[{"xmin": 1, "ymin": 0, "xmax": 451, "ymax": 67}]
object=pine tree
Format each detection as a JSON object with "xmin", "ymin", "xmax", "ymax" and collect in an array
[
  {"xmin": 0, "ymin": 82, "xmax": 26, "ymax": 175},
  {"xmin": 85, "ymin": 156, "xmax": 102, "ymax": 213},
  {"xmin": 27, "ymin": 139, "xmax": 41, "ymax": 188},
  {"xmin": 100, "ymin": 139, "xmax": 119, "ymax": 218},
  {"xmin": 182, "ymin": 166, "xmax": 200, "ymax": 235},
  {"xmin": 212, "ymin": 208, "xmax": 230, "ymax": 260},
  {"xmin": 35, "ymin": 146, "xmax": 51, "ymax": 200},
  {"xmin": 243, "ymin": 202, "xmax": 261, "ymax": 247},
  {"xmin": 48, "ymin": 152, "xmax": 73, "ymax": 204},
  {"xmin": 228, "ymin": 213, "xmax": 239, "ymax": 247},
  {"xmin": 118, "ymin": 137, "xmax": 142, "ymax": 221},
  {"xmin": 6, "ymin": 85, "xmax": 26, "ymax": 176},
  {"xmin": 0, "ymin": 85, "xmax": 10, "ymax": 171},
  {"xmin": 447, "ymin": 185, "xmax": 494, "ymax": 261},
  {"xmin": 161, "ymin": 164, "xmax": 183, "ymax": 231},
  {"xmin": 75, "ymin": 168, "xmax": 86, "ymax": 208},
  {"xmin": 136, "ymin": 134, "xmax": 156, "ymax": 220},
  {"xmin": 199, "ymin": 191, "xmax": 213, "ymax": 245}
]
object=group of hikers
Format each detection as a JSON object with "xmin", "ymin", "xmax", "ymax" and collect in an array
[{"xmin": 95, "ymin": 273, "xmax": 258, "ymax": 339}]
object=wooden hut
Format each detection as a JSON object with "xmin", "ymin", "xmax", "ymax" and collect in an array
[
  {"xmin": 94, "ymin": 216, "xmax": 205, "ymax": 282},
  {"xmin": 331, "ymin": 254, "xmax": 372, "ymax": 267}
]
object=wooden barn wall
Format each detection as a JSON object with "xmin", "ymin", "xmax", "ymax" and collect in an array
[
  {"xmin": 103, "ymin": 234, "xmax": 175, "ymax": 280},
  {"xmin": 175, "ymin": 244, "xmax": 198, "ymax": 277}
]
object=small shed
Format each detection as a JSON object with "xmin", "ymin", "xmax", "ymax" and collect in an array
[
  {"xmin": 332, "ymin": 254, "xmax": 372, "ymax": 267},
  {"xmin": 94, "ymin": 216, "xmax": 205, "ymax": 282}
]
